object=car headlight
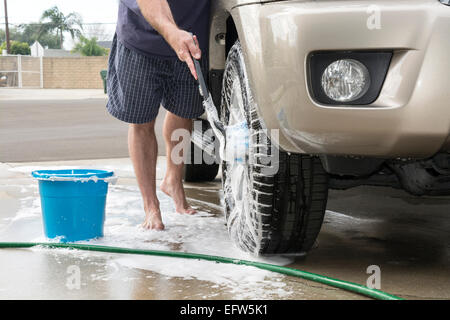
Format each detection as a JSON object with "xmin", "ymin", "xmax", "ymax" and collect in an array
[
  {"xmin": 308, "ymin": 51, "xmax": 392, "ymax": 106},
  {"xmin": 321, "ymin": 59, "xmax": 370, "ymax": 102}
]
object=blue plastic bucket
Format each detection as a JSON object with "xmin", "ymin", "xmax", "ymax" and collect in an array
[{"xmin": 31, "ymin": 169, "xmax": 114, "ymax": 242}]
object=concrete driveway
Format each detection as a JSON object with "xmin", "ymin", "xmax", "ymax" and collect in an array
[
  {"xmin": 0, "ymin": 89, "xmax": 167, "ymax": 162},
  {"xmin": 0, "ymin": 89, "xmax": 449, "ymax": 300}
]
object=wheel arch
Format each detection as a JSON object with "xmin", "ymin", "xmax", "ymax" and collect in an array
[
  {"xmin": 209, "ymin": 4, "xmax": 299, "ymax": 153},
  {"xmin": 208, "ymin": 1, "xmax": 242, "ymax": 70},
  {"xmin": 208, "ymin": 6, "xmax": 240, "ymax": 109}
]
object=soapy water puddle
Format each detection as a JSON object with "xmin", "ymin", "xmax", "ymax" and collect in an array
[{"xmin": 0, "ymin": 165, "xmax": 297, "ymax": 299}]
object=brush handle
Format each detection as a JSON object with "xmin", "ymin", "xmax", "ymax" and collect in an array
[
  {"xmin": 193, "ymin": 59, "xmax": 209, "ymax": 99},
  {"xmin": 190, "ymin": 34, "xmax": 209, "ymax": 99}
]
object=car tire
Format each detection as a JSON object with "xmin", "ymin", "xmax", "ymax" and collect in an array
[
  {"xmin": 184, "ymin": 120, "xmax": 220, "ymax": 182},
  {"xmin": 221, "ymin": 41, "xmax": 329, "ymax": 255}
]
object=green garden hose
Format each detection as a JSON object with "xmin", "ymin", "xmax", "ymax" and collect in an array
[{"xmin": 0, "ymin": 242, "xmax": 402, "ymax": 300}]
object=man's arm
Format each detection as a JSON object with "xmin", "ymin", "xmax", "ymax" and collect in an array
[{"xmin": 136, "ymin": 0, "xmax": 201, "ymax": 79}]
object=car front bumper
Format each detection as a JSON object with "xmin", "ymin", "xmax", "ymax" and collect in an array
[{"xmin": 232, "ymin": 0, "xmax": 450, "ymax": 158}]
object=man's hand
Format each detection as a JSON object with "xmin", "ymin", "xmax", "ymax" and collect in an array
[
  {"xmin": 167, "ymin": 30, "xmax": 201, "ymax": 80},
  {"xmin": 136, "ymin": 0, "xmax": 202, "ymax": 80}
]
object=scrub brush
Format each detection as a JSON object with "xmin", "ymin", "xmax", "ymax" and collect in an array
[{"xmin": 191, "ymin": 36, "xmax": 249, "ymax": 163}]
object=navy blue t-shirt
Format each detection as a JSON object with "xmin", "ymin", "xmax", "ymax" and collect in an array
[{"xmin": 116, "ymin": 0, "xmax": 210, "ymax": 58}]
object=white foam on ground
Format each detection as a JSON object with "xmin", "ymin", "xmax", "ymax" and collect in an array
[
  {"xmin": 114, "ymin": 255, "xmax": 290, "ymax": 299},
  {"xmin": 1, "ymin": 165, "xmax": 295, "ymax": 299},
  {"xmin": 8, "ymin": 165, "xmax": 84, "ymax": 174}
]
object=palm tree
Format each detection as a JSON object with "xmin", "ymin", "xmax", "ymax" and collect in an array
[{"xmin": 38, "ymin": 6, "xmax": 83, "ymax": 49}]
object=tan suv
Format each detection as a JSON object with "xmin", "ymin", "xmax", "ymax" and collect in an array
[{"xmin": 184, "ymin": 0, "xmax": 450, "ymax": 255}]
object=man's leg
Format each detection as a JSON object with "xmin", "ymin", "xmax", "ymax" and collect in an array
[
  {"xmin": 128, "ymin": 121, "xmax": 164, "ymax": 230},
  {"xmin": 160, "ymin": 111, "xmax": 197, "ymax": 214}
]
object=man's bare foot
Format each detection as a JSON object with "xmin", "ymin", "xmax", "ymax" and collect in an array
[
  {"xmin": 141, "ymin": 209, "xmax": 165, "ymax": 230},
  {"xmin": 160, "ymin": 177, "xmax": 197, "ymax": 215}
]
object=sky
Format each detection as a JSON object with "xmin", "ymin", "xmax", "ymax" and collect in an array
[{"xmin": 0, "ymin": 0, "xmax": 120, "ymax": 49}]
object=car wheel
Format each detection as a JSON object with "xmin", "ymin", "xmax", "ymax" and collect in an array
[
  {"xmin": 221, "ymin": 41, "xmax": 329, "ymax": 255},
  {"xmin": 184, "ymin": 120, "xmax": 220, "ymax": 182}
]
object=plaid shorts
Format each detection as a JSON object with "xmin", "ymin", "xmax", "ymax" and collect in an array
[{"xmin": 106, "ymin": 35, "xmax": 207, "ymax": 124}]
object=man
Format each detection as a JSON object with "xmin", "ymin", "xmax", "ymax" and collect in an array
[{"xmin": 107, "ymin": 0, "xmax": 210, "ymax": 230}]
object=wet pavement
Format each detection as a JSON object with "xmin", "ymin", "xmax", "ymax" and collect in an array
[
  {"xmin": 1, "ymin": 91, "xmax": 448, "ymax": 300},
  {"xmin": 188, "ymin": 174, "xmax": 450, "ymax": 300},
  {"xmin": 0, "ymin": 158, "xmax": 365, "ymax": 300},
  {"xmin": 0, "ymin": 157, "xmax": 449, "ymax": 300},
  {"xmin": 0, "ymin": 248, "xmax": 364, "ymax": 300},
  {"xmin": 299, "ymin": 188, "xmax": 450, "ymax": 300}
]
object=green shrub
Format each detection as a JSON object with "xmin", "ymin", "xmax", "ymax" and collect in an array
[{"xmin": 0, "ymin": 41, "xmax": 31, "ymax": 55}]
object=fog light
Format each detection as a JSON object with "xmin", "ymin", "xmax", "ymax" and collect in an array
[{"xmin": 321, "ymin": 59, "xmax": 370, "ymax": 102}]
